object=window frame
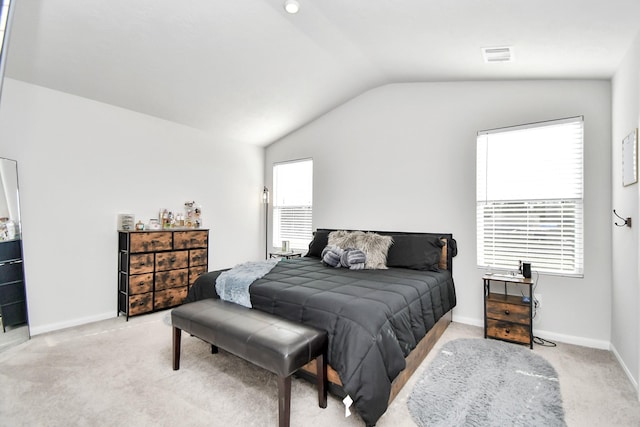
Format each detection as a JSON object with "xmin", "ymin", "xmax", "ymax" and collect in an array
[
  {"xmin": 272, "ymin": 158, "xmax": 313, "ymax": 251},
  {"xmin": 476, "ymin": 116, "xmax": 584, "ymax": 278}
]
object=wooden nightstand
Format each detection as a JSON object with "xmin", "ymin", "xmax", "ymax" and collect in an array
[
  {"xmin": 483, "ymin": 274, "xmax": 533, "ymax": 349},
  {"xmin": 269, "ymin": 251, "xmax": 303, "ymax": 259}
]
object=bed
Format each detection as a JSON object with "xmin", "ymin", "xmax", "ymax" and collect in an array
[{"xmin": 184, "ymin": 229, "xmax": 457, "ymax": 426}]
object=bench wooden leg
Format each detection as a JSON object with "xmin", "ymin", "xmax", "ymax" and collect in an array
[
  {"xmin": 173, "ymin": 327, "xmax": 181, "ymax": 370},
  {"xmin": 316, "ymin": 352, "xmax": 327, "ymax": 408},
  {"xmin": 277, "ymin": 375, "xmax": 291, "ymax": 427}
]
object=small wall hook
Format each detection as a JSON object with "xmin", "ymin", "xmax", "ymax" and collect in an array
[{"xmin": 613, "ymin": 209, "xmax": 632, "ymax": 227}]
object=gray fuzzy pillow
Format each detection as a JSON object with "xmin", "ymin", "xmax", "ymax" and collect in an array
[
  {"xmin": 328, "ymin": 230, "xmax": 361, "ymax": 248},
  {"xmin": 328, "ymin": 230, "xmax": 393, "ymax": 269}
]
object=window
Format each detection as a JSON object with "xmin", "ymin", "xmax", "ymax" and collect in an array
[
  {"xmin": 273, "ymin": 159, "xmax": 313, "ymax": 250},
  {"xmin": 476, "ymin": 116, "xmax": 584, "ymax": 277}
]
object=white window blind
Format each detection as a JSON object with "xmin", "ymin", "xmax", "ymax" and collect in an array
[
  {"xmin": 273, "ymin": 159, "xmax": 313, "ymax": 250},
  {"xmin": 477, "ymin": 116, "xmax": 584, "ymax": 277}
]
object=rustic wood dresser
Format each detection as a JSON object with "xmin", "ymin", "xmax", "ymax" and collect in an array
[{"xmin": 118, "ymin": 229, "xmax": 208, "ymax": 319}]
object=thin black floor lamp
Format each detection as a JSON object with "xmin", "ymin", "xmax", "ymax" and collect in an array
[{"xmin": 262, "ymin": 186, "xmax": 269, "ymax": 259}]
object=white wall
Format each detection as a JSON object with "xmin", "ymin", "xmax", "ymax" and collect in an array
[
  {"xmin": 611, "ymin": 32, "xmax": 640, "ymax": 391},
  {"xmin": 0, "ymin": 79, "xmax": 265, "ymax": 334},
  {"xmin": 266, "ymin": 80, "xmax": 612, "ymax": 348}
]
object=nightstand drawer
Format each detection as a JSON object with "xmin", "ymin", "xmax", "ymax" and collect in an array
[
  {"xmin": 486, "ymin": 300, "xmax": 529, "ymax": 323},
  {"xmin": 486, "ymin": 319, "xmax": 530, "ymax": 345}
]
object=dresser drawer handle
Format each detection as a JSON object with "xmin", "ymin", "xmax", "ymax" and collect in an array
[
  {"xmin": 504, "ymin": 310, "xmax": 510, "ymax": 315},
  {"xmin": 505, "ymin": 329, "xmax": 510, "ymax": 334}
]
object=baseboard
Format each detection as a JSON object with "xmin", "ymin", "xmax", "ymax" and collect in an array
[
  {"xmin": 453, "ymin": 316, "xmax": 610, "ymax": 350},
  {"xmin": 610, "ymin": 342, "xmax": 639, "ymax": 398},
  {"xmin": 451, "ymin": 314, "xmax": 483, "ymax": 328},
  {"xmin": 533, "ymin": 328, "xmax": 610, "ymax": 350},
  {"xmin": 29, "ymin": 311, "xmax": 115, "ymax": 336}
]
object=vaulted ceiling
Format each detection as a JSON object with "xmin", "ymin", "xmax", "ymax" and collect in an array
[{"xmin": 5, "ymin": 0, "xmax": 640, "ymax": 146}]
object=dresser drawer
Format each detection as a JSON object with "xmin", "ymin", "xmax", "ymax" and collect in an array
[
  {"xmin": 155, "ymin": 250, "xmax": 188, "ymax": 271},
  {"xmin": 189, "ymin": 265, "xmax": 207, "ymax": 286},
  {"xmin": 486, "ymin": 318, "xmax": 530, "ymax": 345},
  {"xmin": 0, "ymin": 261, "xmax": 23, "ymax": 283},
  {"xmin": 173, "ymin": 231, "xmax": 208, "ymax": 249},
  {"xmin": 155, "ymin": 268, "xmax": 188, "ymax": 291},
  {"xmin": 129, "ymin": 232, "xmax": 172, "ymax": 253},
  {"xmin": 0, "ymin": 239, "xmax": 22, "ymax": 261},
  {"xmin": 486, "ymin": 300, "xmax": 530, "ymax": 323},
  {"xmin": 128, "ymin": 273, "xmax": 154, "ymax": 295},
  {"xmin": 0, "ymin": 300, "xmax": 27, "ymax": 327},
  {"xmin": 155, "ymin": 287, "xmax": 188, "ymax": 310},
  {"xmin": 0, "ymin": 281, "xmax": 25, "ymax": 304},
  {"xmin": 126, "ymin": 292, "xmax": 153, "ymax": 316},
  {"xmin": 189, "ymin": 249, "xmax": 208, "ymax": 267},
  {"xmin": 129, "ymin": 254, "xmax": 155, "ymax": 274}
]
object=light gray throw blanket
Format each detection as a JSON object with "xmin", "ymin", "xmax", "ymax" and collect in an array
[{"xmin": 215, "ymin": 259, "xmax": 279, "ymax": 307}]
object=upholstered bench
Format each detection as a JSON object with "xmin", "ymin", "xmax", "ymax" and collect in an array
[{"xmin": 171, "ymin": 298, "xmax": 328, "ymax": 427}]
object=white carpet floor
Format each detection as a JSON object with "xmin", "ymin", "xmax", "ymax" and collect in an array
[{"xmin": 0, "ymin": 311, "xmax": 639, "ymax": 426}]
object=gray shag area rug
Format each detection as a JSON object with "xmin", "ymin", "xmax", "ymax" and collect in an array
[{"xmin": 408, "ymin": 338, "xmax": 566, "ymax": 427}]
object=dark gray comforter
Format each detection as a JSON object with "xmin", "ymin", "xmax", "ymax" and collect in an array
[{"xmin": 186, "ymin": 257, "xmax": 456, "ymax": 426}]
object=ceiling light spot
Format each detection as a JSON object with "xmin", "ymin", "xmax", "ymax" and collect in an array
[
  {"xmin": 482, "ymin": 46, "xmax": 514, "ymax": 63},
  {"xmin": 284, "ymin": 0, "xmax": 300, "ymax": 14}
]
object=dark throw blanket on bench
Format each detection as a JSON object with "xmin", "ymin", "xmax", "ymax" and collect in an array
[{"xmin": 186, "ymin": 257, "xmax": 456, "ymax": 426}]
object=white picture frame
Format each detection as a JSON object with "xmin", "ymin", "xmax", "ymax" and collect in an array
[
  {"xmin": 117, "ymin": 213, "xmax": 135, "ymax": 231},
  {"xmin": 622, "ymin": 128, "xmax": 638, "ymax": 186}
]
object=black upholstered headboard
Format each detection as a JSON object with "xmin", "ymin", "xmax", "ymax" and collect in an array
[{"xmin": 306, "ymin": 228, "xmax": 457, "ymax": 273}]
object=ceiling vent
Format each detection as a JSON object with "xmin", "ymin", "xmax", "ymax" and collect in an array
[{"xmin": 482, "ymin": 46, "xmax": 514, "ymax": 63}]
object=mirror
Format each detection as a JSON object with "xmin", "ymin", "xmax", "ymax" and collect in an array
[
  {"xmin": 0, "ymin": 157, "xmax": 29, "ymax": 351},
  {"xmin": 1, "ymin": 0, "xmax": 14, "ymax": 101}
]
